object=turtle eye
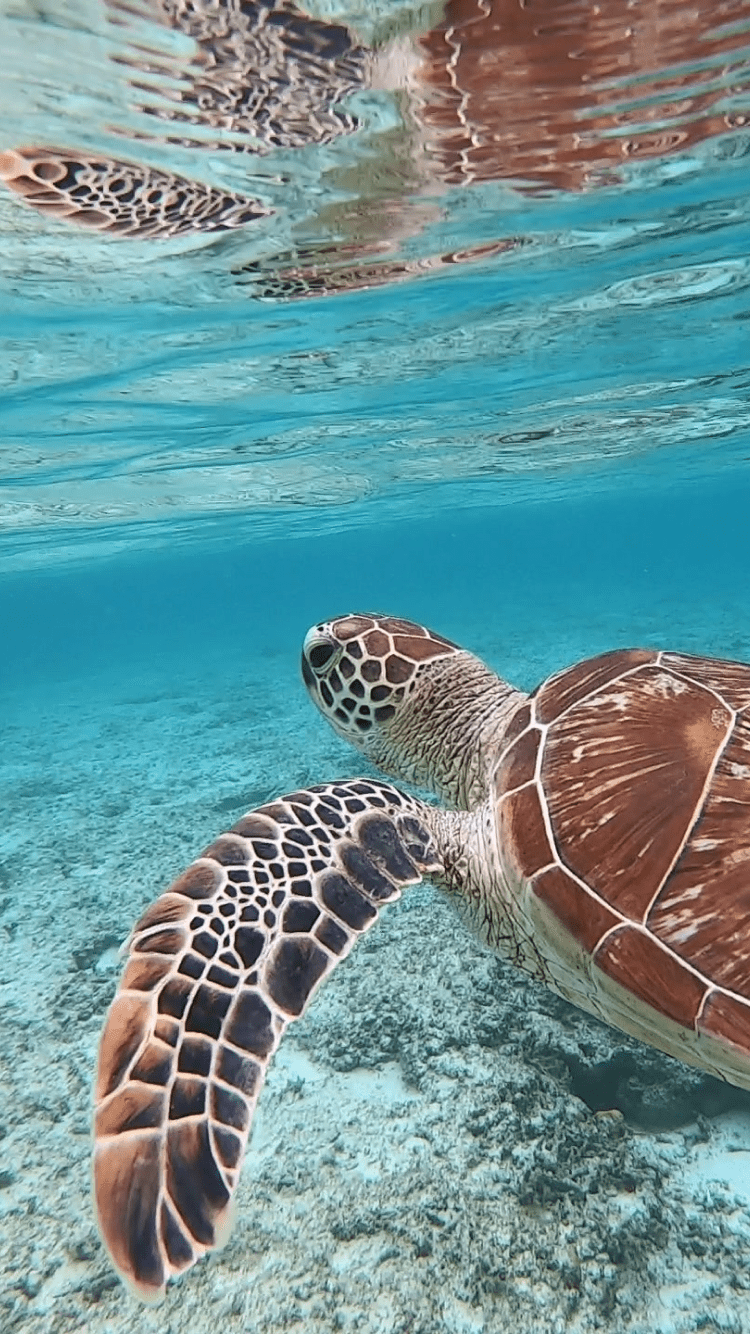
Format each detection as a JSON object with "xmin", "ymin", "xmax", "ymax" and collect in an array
[{"xmin": 305, "ymin": 637, "xmax": 337, "ymax": 674}]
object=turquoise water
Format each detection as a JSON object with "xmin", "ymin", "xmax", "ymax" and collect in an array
[{"xmin": 4, "ymin": 1, "xmax": 750, "ymax": 1331}]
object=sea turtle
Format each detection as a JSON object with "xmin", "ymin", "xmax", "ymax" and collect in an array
[{"xmin": 93, "ymin": 612, "xmax": 750, "ymax": 1298}]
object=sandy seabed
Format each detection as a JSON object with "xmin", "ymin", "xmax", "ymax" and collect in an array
[{"xmin": 3, "ymin": 614, "xmax": 750, "ymax": 1334}]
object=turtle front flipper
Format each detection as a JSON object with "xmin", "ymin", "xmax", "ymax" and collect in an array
[
  {"xmin": 0, "ymin": 147, "xmax": 268, "ymax": 238},
  {"xmin": 93, "ymin": 780, "xmax": 441, "ymax": 1300}
]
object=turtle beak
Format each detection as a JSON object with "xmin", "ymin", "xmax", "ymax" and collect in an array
[{"xmin": 300, "ymin": 650, "xmax": 316, "ymax": 690}]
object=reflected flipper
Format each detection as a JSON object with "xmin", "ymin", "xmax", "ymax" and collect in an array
[
  {"xmin": 93, "ymin": 779, "xmax": 442, "ymax": 1299},
  {"xmin": 0, "ymin": 147, "xmax": 268, "ymax": 238}
]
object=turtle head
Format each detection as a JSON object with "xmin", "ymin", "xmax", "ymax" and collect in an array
[{"xmin": 301, "ymin": 613, "xmax": 519, "ymax": 805}]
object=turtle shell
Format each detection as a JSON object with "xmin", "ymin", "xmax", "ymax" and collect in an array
[{"xmin": 494, "ymin": 648, "xmax": 750, "ymax": 1086}]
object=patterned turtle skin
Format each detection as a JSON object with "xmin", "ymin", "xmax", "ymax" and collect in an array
[
  {"xmin": 0, "ymin": 147, "xmax": 269, "ymax": 239},
  {"xmin": 93, "ymin": 613, "xmax": 750, "ymax": 1299},
  {"xmin": 0, "ymin": 0, "xmax": 367, "ymax": 238}
]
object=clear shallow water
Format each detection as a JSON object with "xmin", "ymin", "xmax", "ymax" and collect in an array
[
  {"xmin": 4, "ymin": 2, "xmax": 750, "ymax": 1332},
  {"xmin": 2, "ymin": 0, "xmax": 750, "ymax": 569}
]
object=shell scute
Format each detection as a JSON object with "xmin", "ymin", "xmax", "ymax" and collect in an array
[
  {"xmin": 699, "ymin": 990, "xmax": 750, "ymax": 1054},
  {"xmin": 540, "ymin": 663, "xmax": 732, "ymax": 919},
  {"xmin": 498, "ymin": 781, "xmax": 553, "ymax": 879},
  {"xmin": 531, "ymin": 865, "xmax": 620, "ymax": 955},
  {"xmin": 534, "ymin": 648, "xmax": 656, "ymax": 725},
  {"xmin": 647, "ymin": 711, "xmax": 750, "ymax": 990},
  {"xmin": 501, "ymin": 700, "xmax": 532, "ymax": 748},
  {"xmin": 594, "ymin": 924, "xmax": 706, "ymax": 1029},
  {"xmin": 495, "ymin": 726, "xmax": 541, "ymax": 796},
  {"xmin": 661, "ymin": 652, "xmax": 750, "ymax": 712}
]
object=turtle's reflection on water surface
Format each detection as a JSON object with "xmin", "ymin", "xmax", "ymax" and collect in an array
[{"xmin": 2, "ymin": 0, "xmax": 749, "ymax": 282}]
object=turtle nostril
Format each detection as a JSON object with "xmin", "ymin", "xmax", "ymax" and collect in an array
[{"xmin": 308, "ymin": 640, "xmax": 335, "ymax": 672}]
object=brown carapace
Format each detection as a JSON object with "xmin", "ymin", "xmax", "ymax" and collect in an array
[
  {"xmin": 93, "ymin": 615, "xmax": 750, "ymax": 1299},
  {"xmin": 495, "ymin": 647, "xmax": 750, "ymax": 1077}
]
